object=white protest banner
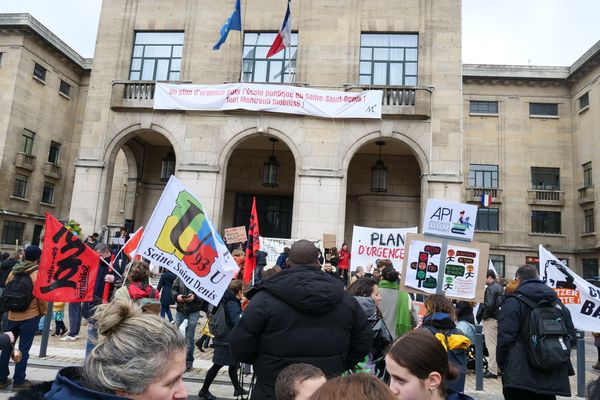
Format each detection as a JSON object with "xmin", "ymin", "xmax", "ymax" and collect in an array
[
  {"xmin": 422, "ymin": 199, "xmax": 478, "ymax": 241},
  {"xmin": 224, "ymin": 226, "xmax": 247, "ymax": 244},
  {"xmin": 259, "ymin": 237, "xmax": 323, "ymax": 267},
  {"xmin": 136, "ymin": 176, "xmax": 237, "ymax": 306},
  {"xmin": 350, "ymin": 225, "xmax": 418, "ymax": 271},
  {"xmin": 539, "ymin": 245, "xmax": 600, "ymax": 332},
  {"xmin": 400, "ymin": 233, "xmax": 488, "ymax": 302},
  {"xmin": 154, "ymin": 82, "xmax": 383, "ymax": 119}
]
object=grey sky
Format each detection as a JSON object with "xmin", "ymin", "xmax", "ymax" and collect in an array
[{"xmin": 1, "ymin": 0, "xmax": 599, "ymax": 66}]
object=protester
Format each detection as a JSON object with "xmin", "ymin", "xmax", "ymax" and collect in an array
[
  {"xmin": 172, "ymin": 276, "xmax": 204, "ymax": 371},
  {"xmin": 256, "ymin": 249, "xmax": 268, "ymax": 281},
  {"xmin": 61, "ymin": 302, "xmax": 82, "ymax": 342},
  {"xmin": 156, "ymin": 269, "xmax": 177, "ymax": 323},
  {"xmin": 113, "ymin": 261, "xmax": 160, "ymax": 314},
  {"xmin": 480, "ymin": 269, "xmax": 503, "ymax": 378},
  {"xmin": 230, "ymin": 239, "xmax": 372, "ymax": 399},
  {"xmin": 0, "ymin": 252, "xmax": 20, "ymax": 331},
  {"xmin": 421, "ymin": 294, "xmax": 470, "ymax": 393},
  {"xmin": 497, "ymin": 265, "xmax": 576, "ymax": 400},
  {"xmin": 198, "ymin": 279, "xmax": 247, "ymax": 400},
  {"xmin": 386, "ymin": 330, "xmax": 475, "ymax": 400},
  {"xmin": 309, "ymin": 373, "xmax": 396, "ymax": 400},
  {"xmin": 276, "ymin": 247, "xmax": 290, "ymax": 268},
  {"xmin": 232, "ymin": 249, "xmax": 245, "ymax": 279},
  {"xmin": 338, "ymin": 243, "xmax": 351, "ymax": 285},
  {"xmin": 589, "ymin": 376, "xmax": 600, "ymax": 400},
  {"xmin": 0, "ymin": 245, "xmax": 47, "ymax": 390},
  {"xmin": 275, "ymin": 363, "xmax": 326, "ymax": 400},
  {"xmin": 50, "ymin": 302, "xmax": 67, "ymax": 337},
  {"xmin": 455, "ymin": 302, "xmax": 476, "ymax": 345},
  {"xmin": 346, "ymin": 277, "xmax": 393, "ymax": 378},
  {"xmin": 350, "ymin": 266, "xmax": 365, "ymax": 285},
  {"xmin": 321, "ymin": 262, "xmax": 341, "ymax": 281},
  {"xmin": 84, "ymin": 233, "xmax": 99, "ymax": 248},
  {"xmin": 378, "ymin": 266, "xmax": 414, "ymax": 340}
]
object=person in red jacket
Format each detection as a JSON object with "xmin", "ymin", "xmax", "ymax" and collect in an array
[{"xmin": 338, "ymin": 243, "xmax": 351, "ymax": 285}]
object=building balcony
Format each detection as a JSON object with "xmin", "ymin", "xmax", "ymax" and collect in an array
[
  {"xmin": 15, "ymin": 152, "xmax": 35, "ymax": 171},
  {"xmin": 466, "ymin": 187, "xmax": 503, "ymax": 204},
  {"xmin": 578, "ymin": 185, "xmax": 595, "ymax": 205},
  {"xmin": 42, "ymin": 162, "xmax": 62, "ymax": 180},
  {"xmin": 111, "ymin": 81, "xmax": 156, "ymax": 110},
  {"xmin": 527, "ymin": 190, "xmax": 564, "ymax": 206}
]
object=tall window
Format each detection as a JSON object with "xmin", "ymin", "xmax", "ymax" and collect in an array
[
  {"xmin": 579, "ymin": 92, "xmax": 589, "ymax": 111},
  {"xmin": 59, "ymin": 80, "xmax": 71, "ymax": 97},
  {"xmin": 12, "ymin": 174, "xmax": 28, "ymax": 198},
  {"xmin": 584, "ymin": 208, "xmax": 594, "ymax": 234},
  {"xmin": 583, "ymin": 162, "xmax": 592, "ymax": 187},
  {"xmin": 21, "ymin": 129, "xmax": 35, "ymax": 155},
  {"xmin": 582, "ymin": 259, "xmax": 598, "ymax": 279},
  {"xmin": 48, "ymin": 141, "xmax": 61, "ymax": 164},
  {"xmin": 531, "ymin": 211, "xmax": 561, "ymax": 234},
  {"xmin": 475, "ymin": 207, "xmax": 499, "ymax": 231},
  {"xmin": 129, "ymin": 32, "xmax": 184, "ymax": 81},
  {"xmin": 531, "ymin": 167, "xmax": 560, "ymax": 190},
  {"xmin": 33, "ymin": 63, "xmax": 46, "ymax": 81},
  {"xmin": 470, "ymin": 101, "xmax": 498, "ymax": 115},
  {"xmin": 489, "ymin": 254, "xmax": 505, "ymax": 278},
  {"xmin": 359, "ymin": 33, "xmax": 418, "ymax": 85},
  {"xmin": 1, "ymin": 221, "xmax": 25, "ymax": 245},
  {"xmin": 242, "ymin": 32, "xmax": 298, "ymax": 83},
  {"xmin": 42, "ymin": 182, "xmax": 55, "ymax": 204},
  {"xmin": 468, "ymin": 164, "xmax": 498, "ymax": 188},
  {"xmin": 529, "ymin": 103, "xmax": 558, "ymax": 117},
  {"xmin": 160, "ymin": 153, "xmax": 175, "ymax": 181}
]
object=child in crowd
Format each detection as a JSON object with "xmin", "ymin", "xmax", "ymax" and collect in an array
[{"xmin": 51, "ymin": 302, "xmax": 67, "ymax": 336}]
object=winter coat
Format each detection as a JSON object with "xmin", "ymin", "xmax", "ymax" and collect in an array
[
  {"xmin": 353, "ymin": 296, "xmax": 393, "ymax": 378},
  {"xmin": 81, "ymin": 256, "xmax": 124, "ymax": 320},
  {"xmin": 5, "ymin": 261, "xmax": 47, "ymax": 321},
  {"xmin": 38, "ymin": 366, "xmax": 130, "ymax": 399},
  {"xmin": 212, "ymin": 289, "xmax": 242, "ymax": 346},
  {"xmin": 171, "ymin": 277, "xmax": 204, "ymax": 315},
  {"xmin": 229, "ymin": 265, "xmax": 372, "ymax": 400},
  {"xmin": 157, "ymin": 270, "xmax": 177, "ymax": 306},
  {"xmin": 497, "ymin": 279, "xmax": 576, "ymax": 396},
  {"xmin": 275, "ymin": 252, "xmax": 288, "ymax": 268},
  {"xmin": 482, "ymin": 281, "xmax": 503, "ymax": 320},
  {"xmin": 338, "ymin": 249, "xmax": 350, "ymax": 270}
]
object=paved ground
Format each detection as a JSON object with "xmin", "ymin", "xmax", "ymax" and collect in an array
[{"xmin": 0, "ymin": 310, "xmax": 597, "ymax": 399}]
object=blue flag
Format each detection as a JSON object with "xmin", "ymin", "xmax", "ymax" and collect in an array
[{"xmin": 213, "ymin": 0, "xmax": 242, "ymax": 50}]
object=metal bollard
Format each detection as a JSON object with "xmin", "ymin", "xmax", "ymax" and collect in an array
[
  {"xmin": 39, "ymin": 301, "xmax": 53, "ymax": 357},
  {"xmin": 475, "ymin": 324, "xmax": 484, "ymax": 391},
  {"xmin": 576, "ymin": 330, "xmax": 585, "ymax": 397}
]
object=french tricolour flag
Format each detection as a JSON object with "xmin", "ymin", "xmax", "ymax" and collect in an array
[
  {"xmin": 266, "ymin": 0, "xmax": 292, "ymax": 58},
  {"xmin": 481, "ymin": 193, "xmax": 492, "ymax": 208}
]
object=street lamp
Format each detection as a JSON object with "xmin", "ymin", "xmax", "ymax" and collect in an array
[
  {"xmin": 371, "ymin": 141, "xmax": 387, "ymax": 193},
  {"xmin": 263, "ymin": 137, "xmax": 280, "ymax": 187}
]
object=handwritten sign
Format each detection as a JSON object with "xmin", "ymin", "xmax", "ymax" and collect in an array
[{"xmin": 224, "ymin": 226, "xmax": 247, "ymax": 244}]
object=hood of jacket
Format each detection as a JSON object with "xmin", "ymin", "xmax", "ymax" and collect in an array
[
  {"xmin": 12, "ymin": 260, "xmax": 38, "ymax": 274},
  {"xmin": 515, "ymin": 279, "xmax": 558, "ymax": 303},
  {"xmin": 45, "ymin": 366, "xmax": 130, "ymax": 399},
  {"xmin": 260, "ymin": 265, "xmax": 344, "ymax": 314},
  {"xmin": 422, "ymin": 312, "xmax": 456, "ymax": 330},
  {"xmin": 354, "ymin": 296, "xmax": 377, "ymax": 319}
]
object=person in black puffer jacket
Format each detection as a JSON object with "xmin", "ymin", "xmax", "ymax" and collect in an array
[{"xmin": 229, "ymin": 240, "xmax": 372, "ymax": 400}]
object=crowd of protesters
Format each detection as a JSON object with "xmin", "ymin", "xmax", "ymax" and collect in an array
[{"xmin": 0, "ymin": 230, "xmax": 599, "ymax": 400}]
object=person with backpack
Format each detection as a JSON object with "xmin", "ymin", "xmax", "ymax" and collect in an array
[
  {"xmin": 171, "ymin": 276, "xmax": 204, "ymax": 371},
  {"xmin": 497, "ymin": 264, "xmax": 577, "ymax": 400},
  {"xmin": 480, "ymin": 269, "xmax": 503, "ymax": 378},
  {"xmin": 112, "ymin": 261, "xmax": 160, "ymax": 314},
  {"xmin": 0, "ymin": 252, "xmax": 20, "ymax": 331},
  {"xmin": 197, "ymin": 279, "xmax": 247, "ymax": 400},
  {"xmin": 0, "ymin": 245, "xmax": 48, "ymax": 390}
]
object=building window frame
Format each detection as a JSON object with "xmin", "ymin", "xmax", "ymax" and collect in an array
[
  {"xmin": 129, "ymin": 31, "xmax": 184, "ymax": 81},
  {"xmin": 1, "ymin": 221, "xmax": 25, "ymax": 245},
  {"xmin": 578, "ymin": 92, "xmax": 589, "ymax": 112},
  {"xmin": 242, "ymin": 32, "xmax": 298, "ymax": 84},
  {"xmin": 582, "ymin": 258, "xmax": 598, "ymax": 279},
  {"xmin": 529, "ymin": 102, "xmax": 558, "ymax": 118},
  {"xmin": 469, "ymin": 101, "xmax": 498, "ymax": 115},
  {"xmin": 33, "ymin": 63, "xmax": 47, "ymax": 82},
  {"xmin": 583, "ymin": 162, "xmax": 593, "ymax": 187},
  {"xmin": 531, "ymin": 210, "xmax": 561, "ymax": 234},
  {"xmin": 42, "ymin": 181, "xmax": 55, "ymax": 204},
  {"xmin": 358, "ymin": 33, "xmax": 419, "ymax": 86},
  {"xmin": 489, "ymin": 254, "xmax": 505, "ymax": 278},
  {"xmin": 584, "ymin": 208, "xmax": 594, "ymax": 234},
  {"xmin": 531, "ymin": 167, "xmax": 560, "ymax": 190},
  {"xmin": 475, "ymin": 207, "xmax": 499, "ymax": 232},
  {"xmin": 59, "ymin": 80, "xmax": 71, "ymax": 98},
  {"xmin": 468, "ymin": 164, "xmax": 499, "ymax": 188},
  {"xmin": 48, "ymin": 141, "xmax": 61, "ymax": 165},
  {"xmin": 21, "ymin": 129, "xmax": 35, "ymax": 155},
  {"xmin": 12, "ymin": 174, "xmax": 28, "ymax": 199}
]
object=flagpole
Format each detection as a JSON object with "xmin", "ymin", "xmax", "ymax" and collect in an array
[
  {"xmin": 100, "ymin": 257, "xmax": 123, "ymax": 279},
  {"xmin": 239, "ymin": 0, "xmax": 245, "ymax": 82}
]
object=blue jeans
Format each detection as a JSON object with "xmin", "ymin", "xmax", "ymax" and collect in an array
[
  {"xmin": 175, "ymin": 311, "xmax": 200, "ymax": 368},
  {"xmin": 85, "ymin": 320, "xmax": 98, "ymax": 358},
  {"xmin": 68, "ymin": 303, "xmax": 82, "ymax": 336},
  {"xmin": 160, "ymin": 305, "xmax": 173, "ymax": 322},
  {"xmin": 0, "ymin": 316, "xmax": 41, "ymax": 384}
]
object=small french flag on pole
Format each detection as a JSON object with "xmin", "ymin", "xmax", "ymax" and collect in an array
[
  {"xmin": 266, "ymin": 0, "xmax": 292, "ymax": 58},
  {"xmin": 481, "ymin": 193, "xmax": 492, "ymax": 207}
]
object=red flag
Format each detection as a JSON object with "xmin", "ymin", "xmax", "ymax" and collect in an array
[
  {"xmin": 123, "ymin": 226, "xmax": 144, "ymax": 259},
  {"xmin": 34, "ymin": 213, "xmax": 100, "ymax": 302},
  {"xmin": 244, "ymin": 197, "xmax": 260, "ymax": 284}
]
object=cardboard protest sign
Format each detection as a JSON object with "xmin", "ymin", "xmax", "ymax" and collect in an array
[
  {"xmin": 136, "ymin": 176, "xmax": 237, "ymax": 306},
  {"xmin": 323, "ymin": 234, "xmax": 336, "ymax": 249},
  {"xmin": 423, "ymin": 199, "xmax": 478, "ymax": 241},
  {"xmin": 350, "ymin": 225, "xmax": 418, "ymax": 271},
  {"xmin": 539, "ymin": 245, "xmax": 600, "ymax": 332},
  {"xmin": 224, "ymin": 226, "xmax": 247, "ymax": 244},
  {"xmin": 400, "ymin": 233, "xmax": 488, "ymax": 302},
  {"xmin": 259, "ymin": 237, "xmax": 323, "ymax": 267}
]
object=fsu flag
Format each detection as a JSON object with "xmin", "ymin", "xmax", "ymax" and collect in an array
[
  {"xmin": 244, "ymin": 197, "xmax": 260, "ymax": 284},
  {"xmin": 34, "ymin": 213, "xmax": 100, "ymax": 302}
]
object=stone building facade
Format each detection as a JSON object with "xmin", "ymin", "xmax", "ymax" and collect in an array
[{"xmin": 0, "ymin": 3, "xmax": 598, "ymax": 280}]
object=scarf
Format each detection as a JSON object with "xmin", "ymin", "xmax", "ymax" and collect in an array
[{"xmin": 378, "ymin": 280, "xmax": 412, "ymax": 336}]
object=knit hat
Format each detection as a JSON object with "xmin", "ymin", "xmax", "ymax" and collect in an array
[{"xmin": 24, "ymin": 245, "xmax": 42, "ymax": 261}]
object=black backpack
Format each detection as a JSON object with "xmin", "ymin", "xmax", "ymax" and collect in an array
[
  {"xmin": 208, "ymin": 303, "xmax": 230, "ymax": 338},
  {"xmin": 516, "ymin": 294, "xmax": 572, "ymax": 370},
  {"xmin": 1, "ymin": 269, "xmax": 36, "ymax": 312}
]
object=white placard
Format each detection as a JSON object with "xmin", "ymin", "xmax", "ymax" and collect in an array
[
  {"xmin": 422, "ymin": 199, "xmax": 478, "ymax": 241},
  {"xmin": 350, "ymin": 225, "xmax": 418, "ymax": 271},
  {"xmin": 259, "ymin": 237, "xmax": 323, "ymax": 267}
]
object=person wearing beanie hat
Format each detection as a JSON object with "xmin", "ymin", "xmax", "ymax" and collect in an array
[{"xmin": 0, "ymin": 245, "xmax": 47, "ymax": 390}]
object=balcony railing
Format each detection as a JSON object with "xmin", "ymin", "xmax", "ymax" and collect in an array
[
  {"xmin": 527, "ymin": 190, "xmax": 564, "ymax": 206},
  {"xmin": 15, "ymin": 152, "xmax": 35, "ymax": 171},
  {"xmin": 466, "ymin": 187, "xmax": 502, "ymax": 204},
  {"xmin": 578, "ymin": 185, "xmax": 595, "ymax": 205},
  {"xmin": 42, "ymin": 162, "xmax": 62, "ymax": 180},
  {"xmin": 111, "ymin": 81, "xmax": 156, "ymax": 109}
]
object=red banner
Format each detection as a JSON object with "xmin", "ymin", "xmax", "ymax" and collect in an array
[
  {"xmin": 244, "ymin": 197, "xmax": 260, "ymax": 284},
  {"xmin": 33, "ymin": 213, "xmax": 100, "ymax": 302}
]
